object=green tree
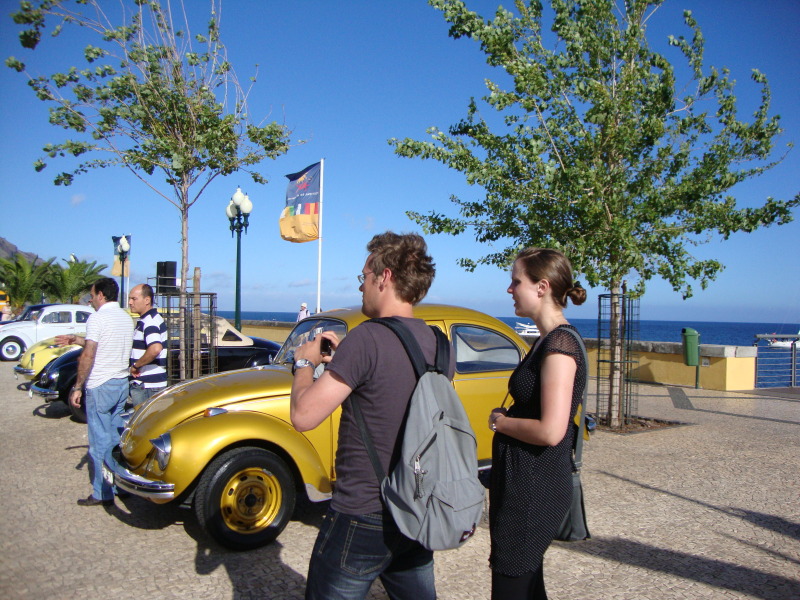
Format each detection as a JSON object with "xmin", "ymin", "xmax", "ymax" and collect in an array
[
  {"xmin": 45, "ymin": 257, "xmax": 107, "ymax": 304},
  {"xmin": 0, "ymin": 254, "xmax": 54, "ymax": 313},
  {"xmin": 6, "ymin": 0, "xmax": 293, "ymax": 294},
  {"xmin": 390, "ymin": 0, "xmax": 798, "ymax": 426}
]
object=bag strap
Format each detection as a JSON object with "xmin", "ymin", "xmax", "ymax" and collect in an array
[
  {"xmin": 351, "ymin": 317, "xmax": 449, "ymax": 485},
  {"xmin": 352, "ymin": 394, "xmax": 387, "ymax": 481},
  {"xmin": 558, "ymin": 326, "xmax": 588, "ymax": 471},
  {"xmin": 368, "ymin": 317, "xmax": 450, "ymax": 378}
]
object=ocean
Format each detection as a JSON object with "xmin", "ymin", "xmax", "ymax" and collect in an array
[{"xmin": 219, "ymin": 310, "xmax": 799, "ymax": 347}]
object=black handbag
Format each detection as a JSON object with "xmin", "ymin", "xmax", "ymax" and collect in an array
[{"xmin": 555, "ymin": 327, "xmax": 591, "ymax": 542}]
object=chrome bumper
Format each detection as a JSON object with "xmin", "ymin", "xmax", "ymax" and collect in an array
[
  {"xmin": 13, "ymin": 365, "xmax": 34, "ymax": 379},
  {"xmin": 30, "ymin": 382, "xmax": 59, "ymax": 401},
  {"xmin": 105, "ymin": 446, "xmax": 176, "ymax": 500}
]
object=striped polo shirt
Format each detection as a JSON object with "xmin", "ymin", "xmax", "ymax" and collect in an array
[
  {"xmin": 85, "ymin": 302, "xmax": 135, "ymax": 389},
  {"xmin": 130, "ymin": 308, "xmax": 168, "ymax": 388}
]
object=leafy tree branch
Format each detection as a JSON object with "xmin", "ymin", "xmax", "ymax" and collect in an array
[{"xmin": 7, "ymin": 0, "xmax": 295, "ymax": 292}]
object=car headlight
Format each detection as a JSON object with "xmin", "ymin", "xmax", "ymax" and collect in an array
[
  {"xmin": 39, "ymin": 371, "xmax": 58, "ymax": 386},
  {"xmin": 150, "ymin": 433, "xmax": 172, "ymax": 471}
]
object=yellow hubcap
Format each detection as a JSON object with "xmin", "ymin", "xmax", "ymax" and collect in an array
[{"xmin": 219, "ymin": 467, "xmax": 282, "ymax": 534}]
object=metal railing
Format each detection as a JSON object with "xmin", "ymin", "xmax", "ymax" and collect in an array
[
  {"xmin": 595, "ymin": 293, "xmax": 640, "ymax": 426},
  {"xmin": 754, "ymin": 334, "xmax": 798, "ymax": 388},
  {"xmin": 155, "ymin": 292, "xmax": 218, "ymax": 385}
]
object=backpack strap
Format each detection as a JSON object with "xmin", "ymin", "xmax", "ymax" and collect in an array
[
  {"xmin": 351, "ymin": 317, "xmax": 449, "ymax": 485},
  {"xmin": 368, "ymin": 317, "xmax": 450, "ymax": 378},
  {"xmin": 558, "ymin": 326, "xmax": 588, "ymax": 471},
  {"xmin": 351, "ymin": 394, "xmax": 387, "ymax": 481}
]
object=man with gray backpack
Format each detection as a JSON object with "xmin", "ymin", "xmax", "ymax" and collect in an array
[{"xmin": 290, "ymin": 231, "xmax": 482, "ymax": 600}]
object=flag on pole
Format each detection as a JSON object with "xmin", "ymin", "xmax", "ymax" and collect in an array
[{"xmin": 280, "ymin": 162, "xmax": 322, "ymax": 243}]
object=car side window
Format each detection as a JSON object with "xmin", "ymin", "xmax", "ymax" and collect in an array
[
  {"xmin": 451, "ymin": 325, "xmax": 521, "ymax": 373},
  {"xmin": 222, "ymin": 329, "xmax": 243, "ymax": 342},
  {"xmin": 42, "ymin": 311, "xmax": 72, "ymax": 324},
  {"xmin": 76, "ymin": 311, "xmax": 91, "ymax": 323}
]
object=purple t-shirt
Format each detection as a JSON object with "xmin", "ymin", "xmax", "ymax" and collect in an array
[{"xmin": 326, "ymin": 317, "xmax": 455, "ymax": 515}]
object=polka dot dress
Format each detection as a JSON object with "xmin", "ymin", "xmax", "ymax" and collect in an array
[{"xmin": 489, "ymin": 325, "xmax": 586, "ymax": 576}]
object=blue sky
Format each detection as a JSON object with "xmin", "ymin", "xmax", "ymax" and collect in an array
[{"xmin": 0, "ymin": 0, "xmax": 797, "ymax": 324}]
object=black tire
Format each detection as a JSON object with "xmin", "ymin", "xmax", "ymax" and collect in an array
[
  {"xmin": 194, "ymin": 447, "xmax": 296, "ymax": 551},
  {"xmin": 61, "ymin": 378, "xmax": 87, "ymax": 423},
  {"xmin": 0, "ymin": 337, "xmax": 25, "ymax": 361}
]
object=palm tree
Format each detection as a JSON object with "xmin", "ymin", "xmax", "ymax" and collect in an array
[
  {"xmin": 0, "ymin": 254, "xmax": 54, "ymax": 313},
  {"xmin": 45, "ymin": 257, "xmax": 108, "ymax": 304}
]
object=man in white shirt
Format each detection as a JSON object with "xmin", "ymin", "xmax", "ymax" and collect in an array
[
  {"xmin": 297, "ymin": 302, "xmax": 310, "ymax": 321},
  {"xmin": 58, "ymin": 277, "xmax": 134, "ymax": 506}
]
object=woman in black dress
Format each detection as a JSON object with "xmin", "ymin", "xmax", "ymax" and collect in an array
[{"xmin": 488, "ymin": 248, "xmax": 587, "ymax": 599}]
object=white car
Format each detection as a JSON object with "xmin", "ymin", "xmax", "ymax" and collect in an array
[{"xmin": 0, "ymin": 304, "xmax": 94, "ymax": 361}]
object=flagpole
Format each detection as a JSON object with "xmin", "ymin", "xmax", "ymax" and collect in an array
[{"xmin": 316, "ymin": 158, "xmax": 324, "ymax": 313}]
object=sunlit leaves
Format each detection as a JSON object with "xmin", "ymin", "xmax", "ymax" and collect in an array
[
  {"xmin": 391, "ymin": 0, "xmax": 797, "ymax": 300},
  {"xmin": 0, "ymin": 254, "xmax": 54, "ymax": 311},
  {"xmin": 7, "ymin": 0, "xmax": 294, "ymax": 292},
  {"xmin": 45, "ymin": 257, "xmax": 108, "ymax": 303}
]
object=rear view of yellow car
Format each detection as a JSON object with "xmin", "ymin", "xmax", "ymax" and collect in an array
[{"xmin": 107, "ymin": 304, "xmax": 528, "ymax": 550}]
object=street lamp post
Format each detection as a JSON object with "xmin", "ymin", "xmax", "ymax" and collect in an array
[
  {"xmin": 116, "ymin": 235, "xmax": 130, "ymax": 303},
  {"xmin": 226, "ymin": 187, "xmax": 252, "ymax": 332}
]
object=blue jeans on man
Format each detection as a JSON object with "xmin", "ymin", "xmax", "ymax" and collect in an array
[
  {"xmin": 85, "ymin": 376, "xmax": 129, "ymax": 501},
  {"xmin": 305, "ymin": 509, "xmax": 435, "ymax": 600},
  {"xmin": 129, "ymin": 382, "xmax": 165, "ymax": 408}
]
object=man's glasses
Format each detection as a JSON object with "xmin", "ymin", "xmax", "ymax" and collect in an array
[{"xmin": 357, "ymin": 271, "xmax": 373, "ymax": 284}]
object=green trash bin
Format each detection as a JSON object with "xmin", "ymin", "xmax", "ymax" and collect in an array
[{"xmin": 682, "ymin": 327, "xmax": 700, "ymax": 367}]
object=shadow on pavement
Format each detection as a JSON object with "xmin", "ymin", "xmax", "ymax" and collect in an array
[
  {"xmin": 600, "ymin": 471, "xmax": 800, "ymax": 540},
  {"xmin": 33, "ymin": 401, "xmax": 72, "ymax": 419},
  {"xmin": 184, "ymin": 511, "xmax": 309, "ymax": 599},
  {"xmin": 563, "ymin": 536, "xmax": 800, "ymax": 600},
  {"xmin": 101, "ymin": 487, "xmax": 328, "ymax": 598}
]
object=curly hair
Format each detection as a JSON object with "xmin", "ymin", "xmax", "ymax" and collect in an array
[
  {"xmin": 516, "ymin": 247, "xmax": 586, "ymax": 308},
  {"xmin": 366, "ymin": 232, "xmax": 435, "ymax": 305}
]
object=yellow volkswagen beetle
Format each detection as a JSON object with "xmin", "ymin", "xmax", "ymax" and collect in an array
[
  {"xmin": 13, "ymin": 336, "xmax": 83, "ymax": 383},
  {"xmin": 107, "ymin": 304, "xmax": 528, "ymax": 550}
]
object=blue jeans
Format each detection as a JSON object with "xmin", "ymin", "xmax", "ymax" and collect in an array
[
  {"xmin": 129, "ymin": 383, "xmax": 164, "ymax": 408},
  {"xmin": 305, "ymin": 509, "xmax": 435, "ymax": 600},
  {"xmin": 85, "ymin": 377, "xmax": 129, "ymax": 501}
]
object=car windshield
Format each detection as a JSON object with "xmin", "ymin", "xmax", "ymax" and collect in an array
[
  {"xmin": 19, "ymin": 307, "xmax": 44, "ymax": 321},
  {"xmin": 273, "ymin": 318, "xmax": 348, "ymax": 366}
]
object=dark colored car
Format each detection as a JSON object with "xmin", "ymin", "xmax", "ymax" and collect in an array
[
  {"xmin": 31, "ymin": 318, "xmax": 280, "ymax": 422},
  {"xmin": 0, "ymin": 304, "xmax": 54, "ymax": 328}
]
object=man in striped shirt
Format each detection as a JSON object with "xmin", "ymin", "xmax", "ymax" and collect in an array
[{"xmin": 128, "ymin": 283, "xmax": 167, "ymax": 407}]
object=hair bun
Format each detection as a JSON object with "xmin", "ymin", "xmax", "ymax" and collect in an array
[{"xmin": 567, "ymin": 282, "xmax": 587, "ymax": 306}]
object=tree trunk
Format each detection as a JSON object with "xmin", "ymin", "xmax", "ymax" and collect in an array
[
  {"xmin": 606, "ymin": 281, "xmax": 625, "ymax": 428},
  {"xmin": 192, "ymin": 267, "xmax": 202, "ymax": 378},
  {"xmin": 179, "ymin": 195, "xmax": 190, "ymax": 381}
]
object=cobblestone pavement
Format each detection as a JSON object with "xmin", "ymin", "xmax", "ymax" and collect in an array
[{"xmin": 0, "ymin": 362, "xmax": 798, "ymax": 600}]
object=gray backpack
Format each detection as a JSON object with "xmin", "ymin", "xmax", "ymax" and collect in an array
[{"xmin": 351, "ymin": 317, "xmax": 485, "ymax": 551}]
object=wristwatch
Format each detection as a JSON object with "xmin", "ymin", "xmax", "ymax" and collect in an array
[{"xmin": 292, "ymin": 358, "xmax": 314, "ymax": 375}]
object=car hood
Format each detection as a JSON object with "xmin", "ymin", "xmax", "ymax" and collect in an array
[
  {"xmin": 123, "ymin": 364, "xmax": 295, "ymax": 462},
  {"xmin": 20, "ymin": 338, "xmax": 81, "ymax": 371},
  {"xmin": 0, "ymin": 322, "xmax": 29, "ymax": 334}
]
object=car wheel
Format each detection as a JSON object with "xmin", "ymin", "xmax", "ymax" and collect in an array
[
  {"xmin": 0, "ymin": 337, "xmax": 25, "ymax": 361},
  {"xmin": 67, "ymin": 390, "xmax": 87, "ymax": 423},
  {"xmin": 194, "ymin": 447, "xmax": 296, "ymax": 551}
]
